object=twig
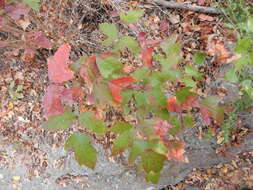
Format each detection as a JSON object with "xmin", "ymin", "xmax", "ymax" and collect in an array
[{"xmin": 146, "ymin": 0, "xmax": 222, "ymax": 14}]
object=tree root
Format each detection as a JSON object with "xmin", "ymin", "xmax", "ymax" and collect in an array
[{"xmin": 146, "ymin": 0, "xmax": 222, "ymax": 14}]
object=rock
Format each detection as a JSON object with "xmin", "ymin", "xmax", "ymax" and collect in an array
[{"xmin": 1, "ymin": 126, "xmax": 252, "ymax": 190}]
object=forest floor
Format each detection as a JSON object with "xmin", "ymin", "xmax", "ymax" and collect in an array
[{"xmin": 0, "ymin": 0, "xmax": 252, "ymax": 190}]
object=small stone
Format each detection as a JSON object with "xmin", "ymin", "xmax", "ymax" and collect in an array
[{"xmin": 13, "ymin": 176, "xmax": 21, "ymax": 181}]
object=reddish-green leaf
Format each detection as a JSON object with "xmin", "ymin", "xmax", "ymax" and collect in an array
[
  {"xmin": 96, "ymin": 55, "xmax": 121, "ymax": 79},
  {"xmin": 42, "ymin": 84, "xmax": 65, "ymax": 119},
  {"xmin": 176, "ymin": 87, "xmax": 197, "ymax": 103},
  {"xmin": 109, "ymin": 76, "xmax": 136, "ymax": 103},
  {"xmin": 166, "ymin": 140, "xmax": 188, "ymax": 162},
  {"xmin": 199, "ymin": 105, "xmax": 213, "ymax": 125},
  {"xmin": 65, "ymin": 133, "xmax": 97, "ymax": 169},
  {"xmin": 48, "ymin": 44, "xmax": 74, "ymax": 83}
]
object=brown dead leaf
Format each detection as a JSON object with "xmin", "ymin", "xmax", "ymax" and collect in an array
[
  {"xmin": 169, "ymin": 14, "xmax": 180, "ymax": 24},
  {"xmin": 198, "ymin": 14, "xmax": 215, "ymax": 22},
  {"xmin": 207, "ymin": 36, "xmax": 232, "ymax": 64}
]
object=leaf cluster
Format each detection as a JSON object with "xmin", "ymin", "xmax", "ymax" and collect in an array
[{"xmin": 42, "ymin": 9, "xmax": 235, "ymax": 184}]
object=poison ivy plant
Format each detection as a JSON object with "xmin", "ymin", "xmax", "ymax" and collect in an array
[{"xmin": 42, "ymin": 9, "xmax": 229, "ymax": 184}]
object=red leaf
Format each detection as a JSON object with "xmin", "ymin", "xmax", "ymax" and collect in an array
[
  {"xmin": 5, "ymin": 2, "xmax": 29, "ymax": 20},
  {"xmin": 167, "ymin": 96, "xmax": 182, "ymax": 112},
  {"xmin": 141, "ymin": 47, "xmax": 153, "ymax": 68},
  {"xmin": 0, "ymin": 0, "xmax": 5, "ymax": 9},
  {"xmin": 167, "ymin": 96, "xmax": 197, "ymax": 113},
  {"xmin": 110, "ymin": 11, "xmax": 119, "ymax": 17},
  {"xmin": 144, "ymin": 39, "xmax": 163, "ymax": 46},
  {"xmin": 48, "ymin": 44, "xmax": 74, "ymax": 83},
  {"xmin": 26, "ymin": 32, "xmax": 52, "ymax": 49},
  {"xmin": 128, "ymin": 23, "xmax": 139, "ymax": 31},
  {"xmin": 42, "ymin": 85, "xmax": 65, "ymax": 119},
  {"xmin": 137, "ymin": 32, "xmax": 162, "ymax": 47},
  {"xmin": 109, "ymin": 76, "xmax": 136, "ymax": 103},
  {"xmin": 154, "ymin": 119, "xmax": 173, "ymax": 137},
  {"xmin": 62, "ymin": 86, "xmax": 83, "ymax": 102},
  {"xmin": 160, "ymin": 23, "xmax": 169, "ymax": 31},
  {"xmin": 137, "ymin": 32, "xmax": 146, "ymax": 44}
]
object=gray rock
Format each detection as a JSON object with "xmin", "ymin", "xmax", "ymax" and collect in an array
[{"xmin": 1, "ymin": 126, "xmax": 252, "ymax": 190}]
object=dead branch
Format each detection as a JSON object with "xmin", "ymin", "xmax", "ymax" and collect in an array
[{"xmin": 146, "ymin": 0, "xmax": 222, "ymax": 14}]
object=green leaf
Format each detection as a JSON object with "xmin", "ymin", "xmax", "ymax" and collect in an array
[
  {"xmin": 241, "ymin": 80, "xmax": 253, "ymax": 99},
  {"xmin": 141, "ymin": 151, "xmax": 166, "ymax": 173},
  {"xmin": 193, "ymin": 51, "xmax": 205, "ymax": 65},
  {"xmin": 99, "ymin": 23, "xmax": 118, "ymax": 46},
  {"xmin": 132, "ymin": 66, "xmax": 149, "ymax": 80},
  {"xmin": 146, "ymin": 87, "xmax": 167, "ymax": 108},
  {"xmin": 121, "ymin": 89, "xmax": 134, "ymax": 114},
  {"xmin": 161, "ymin": 36, "xmax": 180, "ymax": 57},
  {"xmin": 175, "ymin": 87, "xmax": 196, "ymax": 103},
  {"xmin": 43, "ymin": 111, "xmax": 76, "ymax": 131},
  {"xmin": 183, "ymin": 114, "xmax": 193, "ymax": 128},
  {"xmin": 22, "ymin": 0, "xmax": 40, "ymax": 11},
  {"xmin": 79, "ymin": 111, "xmax": 106, "ymax": 135},
  {"xmin": 111, "ymin": 129, "xmax": 134, "ymax": 155},
  {"xmin": 248, "ymin": 53, "xmax": 253, "ymax": 66},
  {"xmin": 152, "ymin": 141, "xmax": 168, "ymax": 156},
  {"xmin": 185, "ymin": 65, "xmax": 202, "ymax": 80},
  {"xmin": 64, "ymin": 133, "xmax": 97, "ymax": 169},
  {"xmin": 96, "ymin": 56, "xmax": 121, "ymax": 79},
  {"xmin": 128, "ymin": 140, "xmax": 148, "ymax": 163},
  {"xmin": 247, "ymin": 17, "xmax": 253, "ymax": 33},
  {"xmin": 120, "ymin": 9, "xmax": 144, "ymax": 23},
  {"xmin": 168, "ymin": 115, "xmax": 182, "ymax": 135},
  {"xmin": 134, "ymin": 91, "xmax": 149, "ymax": 108},
  {"xmin": 182, "ymin": 77, "xmax": 196, "ymax": 88},
  {"xmin": 153, "ymin": 109, "xmax": 170, "ymax": 121},
  {"xmin": 199, "ymin": 96, "xmax": 220, "ymax": 108},
  {"xmin": 234, "ymin": 37, "xmax": 252, "ymax": 54},
  {"xmin": 146, "ymin": 171, "xmax": 160, "ymax": 184},
  {"xmin": 110, "ymin": 122, "xmax": 132, "ymax": 134},
  {"xmin": 224, "ymin": 67, "xmax": 238, "ymax": 83},
  {"xmin": 235, "ymin": 55, "xmax": 250, "ymax": 71},
  {"xmin": 114, "ymin": 36, "xmax": 140, "ymax": 54}
]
